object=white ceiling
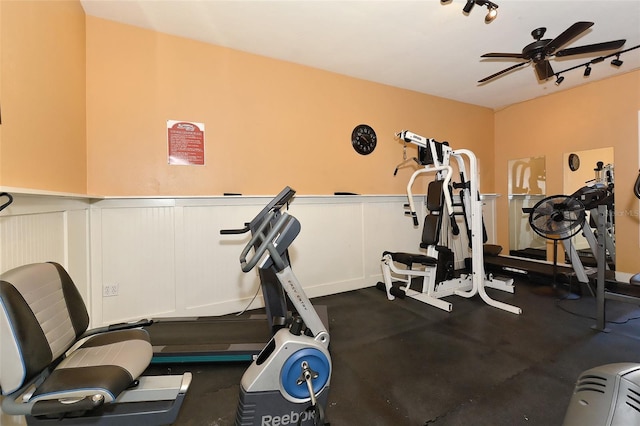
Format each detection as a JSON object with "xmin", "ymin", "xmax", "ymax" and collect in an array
[{"xmin": 80, "ymin": 0, "xmax": 640, "ymax": 110}]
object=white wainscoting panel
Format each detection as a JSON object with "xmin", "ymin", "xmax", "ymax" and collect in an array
[
  {"xmin": 287, "ymin": 201, "xmax": 365, "ymax": 290},
  {"xmin": 0, "ymin": 193, "xmax": 91, "ymax": 303},
  {"xmin": 0, "ymin": 212, "xmax": 65, "ymax": 270},
  {"xmin": 89, "ymin": 195, "xmax": 428, "ymax": 324},
  {"xmin": 91, "ymin": 202, "xmax": 178, "ymax": 324},
  {"xmin": 0, "ymin": 191, "xmax": 498, "ymax": 327},
  {"xmin": 180, "ymin": 203, "xmax": 267, "ymax": 315}
]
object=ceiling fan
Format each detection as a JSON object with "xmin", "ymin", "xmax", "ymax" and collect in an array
[{"xmin": 478, "ymin": 21, "xmax": 626, "ymax": 83}]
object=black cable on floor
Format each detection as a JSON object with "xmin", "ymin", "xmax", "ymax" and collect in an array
[{"xmin": 554, "ymin": 296, "xmax": 640, "ymax": 325}]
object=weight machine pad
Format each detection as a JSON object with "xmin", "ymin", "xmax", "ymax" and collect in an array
[{"xmin": 382, "ymin": 251, "xmax": 437, "ymax": 267}]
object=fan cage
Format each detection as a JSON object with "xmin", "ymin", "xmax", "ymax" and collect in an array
[{"xmin": 528, "ymin": 194, "xmax": 586, "ymax": 241}]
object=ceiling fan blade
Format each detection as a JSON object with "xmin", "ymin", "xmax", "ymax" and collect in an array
[
  {"xmin": 534, "ymin": 60, "xmax": 554, "ymax": 80},
  {"xmin": 478, "ymin": 61, "xmax": 530, "ymax": 83},
  {"xmin": 544, "ymin": 21, "xmax": 594, "ymax": 55},
  {"xmin": 481, "ymin": 53, "xmax": 526, "ymax": 59},
  {"xmin": 555, "ymin": 39, "xmax": 626, "ymax": 57}
]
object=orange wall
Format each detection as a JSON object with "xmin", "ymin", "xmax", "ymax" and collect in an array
[
  {"xmin": 495, "ymin": 70, "xmax": 640, "ymax": 273},
  {"xmin": 3, "ymin": 3, "xmax": 639, "ymax": 272},
  {"xmin": 0, "ymin": 0, "xmax": 86, "ymax": 193},
  {"xmin": 85, "ymin": 16, "xmax": 495, "ymax": 196}
]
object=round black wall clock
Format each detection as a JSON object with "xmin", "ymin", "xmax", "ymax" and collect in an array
[
  {"xmin": 351, "ymin": 124, "xmax": 377, "ymax": 155},
  {"xmin": 568, "ymin": 153, "xmax": 580, "ymax": 171}
]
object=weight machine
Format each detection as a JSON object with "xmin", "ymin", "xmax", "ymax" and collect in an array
[{"xmin": 378, "ymin": 130, "xmax": 521, "ymax": 315}]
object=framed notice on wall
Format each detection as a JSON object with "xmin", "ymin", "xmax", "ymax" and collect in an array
[{"xmin": 167, "ymin": 120, "xmax": 205, "ymax": 165}]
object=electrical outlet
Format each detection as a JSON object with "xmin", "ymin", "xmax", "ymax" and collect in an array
[{"xmin": 103, "ymin": 284, "xmax": 119, "ymax": 297}]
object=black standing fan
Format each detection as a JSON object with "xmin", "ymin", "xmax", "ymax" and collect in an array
[{"xmin": 528, "ymin": 195, "xmax": 586, "ymax": 297}]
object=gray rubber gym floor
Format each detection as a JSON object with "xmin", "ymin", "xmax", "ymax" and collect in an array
[{"xmin": 147, "ymin": 277, "xmax": 640, "ymax": 425}]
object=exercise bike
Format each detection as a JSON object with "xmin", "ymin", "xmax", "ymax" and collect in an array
[{"xmin": 228, "ymin": 187, "xmax": 331, "ymax": 426}]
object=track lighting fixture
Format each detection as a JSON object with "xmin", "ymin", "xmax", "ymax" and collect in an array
[
  {"xmin": 448, "ymin": 0, "xmax": 499, "ymax": 22},
  {"xmin": 549, "ymin": 44, "xmax": 638, "ymax": 86},
  {"xmin": 611, "ymin": 55, "xmax": 623, "ymax": 67},
  {"xmin": 462, "ymin": 0, "xmax": 475, "ymax": 14}
]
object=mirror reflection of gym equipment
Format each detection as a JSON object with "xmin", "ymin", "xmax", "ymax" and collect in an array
[
  {"xmin": 486, "ymin": 150, "xmax": 617, "ymax": 294},
  {"xmin": 508, "ymin": 156, "xmax": 547, "ymax": 260},
  {"xmin": 563, "ymin": 147, "xmax": 615, "ymax": 271}
]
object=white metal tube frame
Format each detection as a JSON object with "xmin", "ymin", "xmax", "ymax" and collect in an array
[{"xmin": 397, "ymin": 130, "xmax": 521, "ymax": 315}]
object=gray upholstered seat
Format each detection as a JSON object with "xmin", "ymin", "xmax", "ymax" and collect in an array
[{"xmin": 0, "ymin": 262, "xmax": 153, "ymax": 417}]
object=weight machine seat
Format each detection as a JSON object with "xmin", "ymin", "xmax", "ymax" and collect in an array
[
  {"xmin": 0, "ymin": 262, "xmax": 153, "ymax": 416},
  {"xmin": 383, "ymin": 251, "xmax": 438, "ymax": 267},
  {"xmin": 631, "ymin": 273, "xmax": 640, "ymax": 286}
]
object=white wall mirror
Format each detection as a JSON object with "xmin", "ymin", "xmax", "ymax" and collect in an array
[{"xmin": 508, "ymin": 156, "xmax": 547, "ymax": 259}]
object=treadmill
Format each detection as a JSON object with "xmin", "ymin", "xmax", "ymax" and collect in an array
[{"xmin": 145, "ymin": 187, "xmax": 308, "ymax": 363}]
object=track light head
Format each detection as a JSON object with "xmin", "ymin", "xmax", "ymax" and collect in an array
[
  {"xmin": 440, "ymin": 0, "xmax": 453, "ymax": 3},
  {"xmin": 463, "ymin": 0, "xmax": 499, "ymax": 21},
  {"xmin": 611, "ymin": 55, "xmax": 623, "ymax": 67},
  {"xmin": 555, "ymin": 74, "xmax": 565, "ymax": 86},
  {"xmin": 463, "ymin": 0, "xmax": 475, "ymax": 14},
  {"xmin": 583, "ymin": 65, "xmax": 592, "ymax": 77},
  {"xmin": 485, "ymin": 6, "xmax": 498, "ymax": 23}
]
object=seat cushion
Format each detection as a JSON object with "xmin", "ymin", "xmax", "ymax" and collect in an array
[
  {"xmin": 30, "ymin": 329, "xmax": 152, "ymax": 404},
  {"xmin": 383, "ymin": 251, "xmax": 438, "ymax": 267},
  {"xmin": 0, "ymin": 262, "xmax": 90, "ymax": 395}
]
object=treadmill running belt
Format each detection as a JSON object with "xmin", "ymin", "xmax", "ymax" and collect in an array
[{"xmin": 145, "ymin": 316, "xmax": 271, "ymax": 363}]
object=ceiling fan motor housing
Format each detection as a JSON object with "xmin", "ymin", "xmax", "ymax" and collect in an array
[{"xmin": 523, "ymin": 39, "xmax": 553, "ymax": 61}]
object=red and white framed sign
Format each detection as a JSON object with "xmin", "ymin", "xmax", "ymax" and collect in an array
[{"xmin": 167, "ymin": 120, "xmax": 205, "ymax": 165}]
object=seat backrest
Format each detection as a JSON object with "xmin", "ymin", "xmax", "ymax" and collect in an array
[
  {"xmin": 422, "ymin": 180, "xmax": 445, "ymax": 246},
  {"xmin": 0, "ymin": 262, "xmax": 89, "ymax": 395}
]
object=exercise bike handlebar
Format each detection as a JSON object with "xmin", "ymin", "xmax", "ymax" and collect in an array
[
  {"xmin": 239, "ymin": 210, "xmax": 290, "ymax": 273},
  {"xmin": 220, "ymin": 223, "xmax": 250, "ymax": 235},
  {"xmin": 0, "ymin": 192, "xmax": 13, "ymax": 212}
]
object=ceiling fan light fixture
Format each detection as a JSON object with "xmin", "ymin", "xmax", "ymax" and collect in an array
[
  {"xmin": 583, "ymin": 65, "xmax": 592, "ymax": 77},
  {"xmin": 611, "ymin": 55, "xmax": 623, "ymax": 67},
  {"xmin": 555, "ymin": 74, "xmax": 565, "ymax": 86}
]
